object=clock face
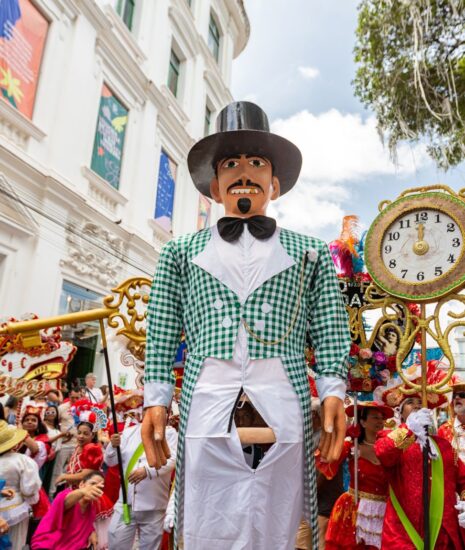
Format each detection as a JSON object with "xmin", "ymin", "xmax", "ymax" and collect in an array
[
  {"xmin": 381, "ymin": 209, "xmax": 463, "ymax": 284},
  {"xmin": 365, "ymin": 192, "xmax": 465, "ymax": 301}
]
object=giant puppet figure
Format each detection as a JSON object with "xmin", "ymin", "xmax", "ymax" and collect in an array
[{"xmin": 142, "ymin": 102, "xmax": 351, "ymax": 549}]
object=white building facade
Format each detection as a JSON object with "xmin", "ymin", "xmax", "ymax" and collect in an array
[{"xmin": 0, "ymin": 0, "xmax": 249, "ymax": 388}]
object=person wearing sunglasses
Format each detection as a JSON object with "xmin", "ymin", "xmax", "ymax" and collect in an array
[{"xmin": 438, "ymin": 382, "xmax": 465, "ymax": 462}]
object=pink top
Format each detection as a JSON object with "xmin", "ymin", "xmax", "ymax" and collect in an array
[{"xmin": 31, "ymin": 488, "xmax": 96, "ymax": 550}]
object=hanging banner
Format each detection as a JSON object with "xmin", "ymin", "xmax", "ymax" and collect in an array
[
  {"xmin": 154, "ymin": 150, "xmax": 176, "ymax": 232},
  {"xmin": 0, "ymin": 0, "xmax": 48, "ymax": 119},
  {"xmin": 91, "ymin": 84, "xmax": 128, "ymax": 189}
]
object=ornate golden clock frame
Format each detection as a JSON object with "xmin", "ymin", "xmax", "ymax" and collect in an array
[{"xmin": 364, "ymin": 185, "xmax": 465, "ymax": 405}]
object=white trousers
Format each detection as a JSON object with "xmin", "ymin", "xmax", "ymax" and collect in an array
[
  {"xmin": 9, "ymin": 517, "xmax": 29, "ymax": 549},
  {"xmin": 108, "ymin": 507, "xmax": 164, "ymax": 550},
  {"xmin": 183, "ymin": 328, "xmax": 304, "ymax": 550}
]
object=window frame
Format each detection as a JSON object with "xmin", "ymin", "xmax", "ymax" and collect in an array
[
  {"xmin": 167, "ymin": 48, "xmax": 181, "ymax": 97},
  {"xmin": 208, "ymin": 13, "xmax": 221, "ymax": 62},
  {"xmin": 117, "ymin": 0, "xmax": 135, "ymax": 31}
]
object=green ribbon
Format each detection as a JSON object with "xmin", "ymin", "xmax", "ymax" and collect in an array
[
  {"xmin": 389, "ymin": 439, "xmax": 444, "ymax": 550},
  {"xmin": 122, "ymin": 442, "xmax": 145, "ymax": 525}
]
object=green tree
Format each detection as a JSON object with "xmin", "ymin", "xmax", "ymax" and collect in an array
[{"xmin": 354, "ymin": 0, "xmax": 465, "ymax": 169}]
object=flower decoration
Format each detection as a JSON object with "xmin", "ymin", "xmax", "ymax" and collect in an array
[
  {"xmin": 71, "ymin": 399, "xmax": 108, "ymax": 432},
  {"xmin": 348, "ymin": 345, "xmax": 396, "ymax": 393}
]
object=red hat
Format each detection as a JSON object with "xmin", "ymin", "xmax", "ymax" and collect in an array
[
  {"xmin": 345, "ymin": 401, "xmax": 394, "ymax": 419},
  {"xmin": 114, "ymin": 388, "xmax": 144, "ymax": 412},
  {"xmin": 375, "ymin": 361, "xmax": 448, "ymax": 410},
  {"xmin": 21, "ymin": 405, "xmax": 45, "ymax": 421}
]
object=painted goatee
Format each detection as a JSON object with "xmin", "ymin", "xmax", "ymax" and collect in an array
[{"xmin": 238, "ymin": 198, "xmax": 251, "ymax": 213}]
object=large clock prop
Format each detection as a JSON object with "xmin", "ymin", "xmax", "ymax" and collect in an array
[
  {"xmin": 365, "ymin": 184, "xmax": 465, "ymax": 548},
  {"xmin": 365, "ymin": 185, "xmax": 465, "ymax": 401}
]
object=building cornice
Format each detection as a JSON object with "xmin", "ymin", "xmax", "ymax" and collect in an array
[
  {"xmin": 0, "ymin": 143, "xmax": 155, "ymax": 264},
  {"xmin": 168, "ymin": 3, "xmax": 200, "ymax": 58},
  {"xmin": 0, "ymin": 100, "xmax": 46, "ymax": 148},
  {"xmin": 227, "ymin": 0, "xmax": 250, "ymax": 58}
]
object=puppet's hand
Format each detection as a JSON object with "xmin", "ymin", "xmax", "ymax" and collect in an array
[
  {"xmin": 141, "ymin": 406, "xmax": 171, "ymax": 469},
  {"xmin": 318, "ymin": 396, "xmax": 345, "ymax": 463}
]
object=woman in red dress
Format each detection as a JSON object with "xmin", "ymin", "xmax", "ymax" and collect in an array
[{"xmin": 317, "ymin": 402, "xmax": 393, "ymax": 550}]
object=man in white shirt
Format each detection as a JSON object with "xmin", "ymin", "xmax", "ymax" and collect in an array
[
  {"xmin": 105, "ymin": 414, "xmax": 177, "ymax": 550},
  {"xmin": 84, "ymin": 373, "xmax": 104, "ymax": 404}
]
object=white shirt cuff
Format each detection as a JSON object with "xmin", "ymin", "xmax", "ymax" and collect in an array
[
  {"xmin": 316, "ymin": 376, "xmax": 347, "ymax": 402},
  {"xmin": 144, "ymin": 381, "xmax": 174, "ymax": 408}
]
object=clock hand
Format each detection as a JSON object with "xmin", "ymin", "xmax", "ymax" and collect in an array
[
  {"xmin": 418, "ymin": 223, "xmax": 425, "ymax": 240},
  {"xmin": 413, "ymin": 222, "xmax": 429, "ymax": 256}
]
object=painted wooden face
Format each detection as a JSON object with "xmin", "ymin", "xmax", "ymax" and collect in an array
[{"xmin": 210, "ymin": 154, "xmax": 280, "ymax": 217}]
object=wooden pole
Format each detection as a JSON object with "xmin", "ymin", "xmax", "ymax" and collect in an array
[
  {"xmin": 420, "ymin": 303, "xmax": 430, "ymax": 549},
  {"xmin": 98, "ymin": 319, "xmax": 130, "ymax": 523}
]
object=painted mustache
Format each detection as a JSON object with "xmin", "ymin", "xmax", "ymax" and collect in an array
[{"xmin": 227, "ymin": 180, "xmax": 263, "ymax": 194}]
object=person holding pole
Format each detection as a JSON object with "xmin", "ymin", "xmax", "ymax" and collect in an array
[
  {"xmin": 105, "ymin": 403, "xmax": 177, "ymax": 550},
  {"xmin": 375, "ymin": 366, "xmax": 465, "ymax": 549}
]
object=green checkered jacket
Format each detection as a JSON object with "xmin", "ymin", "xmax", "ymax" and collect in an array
[{"xmin": 145, "ymin": 227, "xmax": 350, "ymax": 549}]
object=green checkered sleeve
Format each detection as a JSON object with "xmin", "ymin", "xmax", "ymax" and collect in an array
[
  {"xmin": 145, "ymin": 240, "xmax": 183, "ymax": 387},
  {"xmin": 307, "ymin": 243, "xmax": 350, "ymax": 379}
]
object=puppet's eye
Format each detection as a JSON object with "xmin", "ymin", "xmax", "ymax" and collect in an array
[
  {"xmin": 249, "ymin": 158, "xmax": 266, "ymax": 168},
  {"xmin": 223, "ymin": 159, "xmax": 239, "ymax": 169}
]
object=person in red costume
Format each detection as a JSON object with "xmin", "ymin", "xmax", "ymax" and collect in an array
[
  {"xmin": 316, "ymin": 401, "xmax": 393, "ymax": 550},
  {"xmin": 375, "ymin": 366, "xmax": 465, "ymax": 549},
  {"xmin": 438, "ymin": 380, "xmax": 465, "ymax": 463}
]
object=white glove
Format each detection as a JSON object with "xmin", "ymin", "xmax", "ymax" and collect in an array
[
  {"xmin": 163, "ymin": 490, "xmax": 175, "ymax": 532},
  {"xmin": 456, "ymin": 502, "xmax": 465, "ymax": 528},
  {"xmin": 406, "ymin": 408, "xmax": 432, "ymax": 446}
]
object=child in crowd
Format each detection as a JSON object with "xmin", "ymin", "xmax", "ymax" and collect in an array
[{"xmin": 31, "ymin": 471, "xmax": 103, "ymax": 550}]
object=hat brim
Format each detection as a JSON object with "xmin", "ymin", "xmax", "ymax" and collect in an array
[
  {"xmin": 0, "ymin": 427, "xmax": 28, "ymax": 454},
  {"xmin": 452, "ymin": 383, "xmax": 465, "ymax": 393},
  {"xmin": 187, "ymin": 130, "xmax": 302, "ymax": 198},
  {"xmin": 345, "ymin": 402, "xmax": 394, "ymax": 419}
]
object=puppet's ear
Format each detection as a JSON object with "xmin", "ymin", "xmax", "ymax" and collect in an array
[
  {"xmin": 210, "ymin": 177, "xmax": 222, "ymax": 203},
  {"xmin": 270, "ymin": 176, "xmax": 281, "ymax": 200}
]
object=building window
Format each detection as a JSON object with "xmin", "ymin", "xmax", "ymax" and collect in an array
[
  {"xmin": 116, "ymin": 0, "xmax": 135, "ymax": 31},
  {"xmin": 208, "ymin": 14, "xmax": 220, "ymax": 62},
  {"xmin": 154, "ymin": 150, "xmax": 177, "ymax": 233},
  {"xmin": 91, "ymin": 84, "xmax": 128, "ymax": 190},
  {"xmin": 168, "ymin": 49, "xmax": 181, "ymax": 97},
  {"xmin": 0, "ymin": 0, "xmax": 49, "ymax": 119},
  {"xmin": 204, "ymin": 105, "xmax": 212, "ymax": 136}
]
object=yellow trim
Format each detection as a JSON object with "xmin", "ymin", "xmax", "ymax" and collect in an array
[
  {"xmin": 387, "ymin": 427, "xmax": 416, "ymax": 450},
  {"xmin": 348, "ymin": 487, "xmax": 387, "ymax": 502}
]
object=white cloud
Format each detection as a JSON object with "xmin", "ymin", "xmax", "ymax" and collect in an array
[
  {"xmin": 298, "ymin": 66, "xmax": 320, "ymax": 80},
  {"xmin": 269, "ymin": 109, "xmax": 430, "ymax": 237}
]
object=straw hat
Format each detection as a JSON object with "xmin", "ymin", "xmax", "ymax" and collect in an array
[{"xmin": 0, "ymin": 420, "xmax": 28, "ymax": 454}]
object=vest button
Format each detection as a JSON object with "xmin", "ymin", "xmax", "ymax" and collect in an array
[{"xmin": 222, "ymin": 317, "xmax": 232, "ymax": 329}]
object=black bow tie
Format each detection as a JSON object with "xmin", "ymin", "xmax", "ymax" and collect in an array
[{"xmin": 217, "ymin": 216, "xmax": 277, "ymax": 243}]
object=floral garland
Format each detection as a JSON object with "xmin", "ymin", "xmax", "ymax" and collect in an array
[{"xmin": 347, "ymin": 343, "xmax": 398, "ymax": 393}]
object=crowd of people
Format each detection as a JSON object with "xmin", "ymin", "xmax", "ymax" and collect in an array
[
  {"xmin": 0, "ymin": 373, "xmax": 178, "ymax": 550},
  {"xmin": 296, "ymin": 365, "xmax": 465, "ymax": 550},
  {"xmin": 1, "ymin": 366, "xmax": 465, "ymax": 549}
]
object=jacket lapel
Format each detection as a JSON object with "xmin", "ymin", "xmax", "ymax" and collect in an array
[{"xmin": 191, "ymin": 225, "xmax": 296, "ymax": 300}]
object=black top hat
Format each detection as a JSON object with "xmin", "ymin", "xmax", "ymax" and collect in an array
[{"xmin": 187, "ymin": 101, "xmax": 302, "ymax": 198}]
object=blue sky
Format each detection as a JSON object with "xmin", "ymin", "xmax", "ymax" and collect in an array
[{"xmin": 231, "ymin": 0, "xmax": 465, "ymax": 243}]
